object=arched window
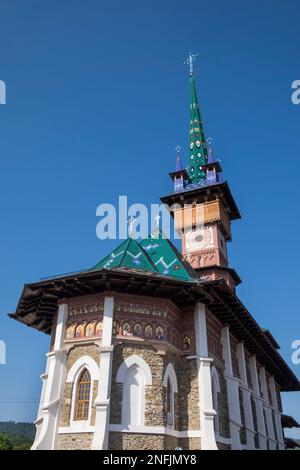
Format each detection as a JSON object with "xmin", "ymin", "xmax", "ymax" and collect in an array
[
  {"xmin": 74, "ymin": 368, "xmax": 91, "ymax": 421},
  {"xmin": 163, "ymin": 363, "xmax": 178, "ymax": 429},
  {"xmin": 211, "ymin": 366, "xmax": 221, "ymax": 435},
  {"xmin": 166, "ymin": 377, "xmax": 174, "ymax": 426}
]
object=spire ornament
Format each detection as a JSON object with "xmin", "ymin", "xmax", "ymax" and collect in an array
[
  {"xmin": 184, "ymin": 52, "xmax": 197, "ymax": 77},
  {"xmin": 207, "ymin": 137, "xmax": 214, "ymax": 164},
  {"xmin": 175, "ymin": 145, "xmax": 182, "ymax": 172}
]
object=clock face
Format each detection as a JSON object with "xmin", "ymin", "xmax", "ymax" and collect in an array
[{"xmin": 185, "ymin": 227, "xmax": 213, "ymax": 253}]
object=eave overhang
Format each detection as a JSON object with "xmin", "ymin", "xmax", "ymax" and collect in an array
[
  {"xmin": 282, "ymin": 414, "xmax": 300, "ymax": 428},
  {"xmin": 195, "ymin": 264, "xmax": 242, "ymax": 287},
  {"xmin": 284, "ymin": 437, "xmax": 300, "ymax": 449},
  {"xmin": 9, "ymin": 268, "xmax": 212, "ymax": 335},
  {"xmin": 9, "ymin": 271, "xmax": 299, "ymax": 392}
]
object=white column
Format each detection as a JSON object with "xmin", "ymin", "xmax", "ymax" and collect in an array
[
  {"xmin": 221, "ymin": 327, "xmax": 243, "ymax": 450},
  {"xmin": 236, "ymin": 343, "xmax": 256, "ymax": 449},
  {"xmin": 31, "ymin": 303, "xmax": 68, "ymax": 450},
  {"xmin": 269, "ymin": 376, "xmax": 285, "ymax": 450},
  {"xmin": 259, "ymin": 367, "xmax": 276, "ymax": 449},
  {"xmin": 194, "ymin": 303, "xmax": 217, "ymax": 450},
  {"xmin": 92, "ymin": 296, "xmax": 114, "ymax": 450},
  {"xmin": 249, "ymin": 356, "xmax": 267, "ymax": 449}
]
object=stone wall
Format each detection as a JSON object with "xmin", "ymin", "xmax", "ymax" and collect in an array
[
  {"xmin": 58, "ymin": 433, "xmax": 93, "ymax": 450},
  {"xmin": 110, "ymin": 342, "xmax": 200, "ymax": 432},
  {"xmin": 177, "ymin": 356, "xmax": 200, "ymax": 430},
  {"xmin": 179, "ymin": 437, "xmax": 201, "ymax": 450},
  {"xmin": 108, "ymin": 342, "xmax": 200, "ymax": 450},
  {"xmin": 216, "ymin": 442, "xmax": 230, "ymax": 450},
  {"xmin": 109, "ymin": 432, "xmax": 165, "ymax": 450},
  {"xmin": 110, "ymin": 343, "xmax": 165, "ymax": 427},
  {"xmin": 108, "ymin": 433, "xmax": 200, "ymax": 450},
  {"xmin": 215, "ymin": 366, "xmax": 230, "ymax": 438}
]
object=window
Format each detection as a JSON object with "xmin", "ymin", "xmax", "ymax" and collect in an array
[
  {"xmin": 163, "ymin": 363, "xmax": 178, "ymax": 429},
  {"xmin": 211, "ymin": 366, "xmax": 220, "ymax": 435},
  {"xmin": 74, "ymin": 368, "xmax": 91, "ymax": 420},
  {"xmin": 166, "ymin": 377, "xmax": 174, "ymax": 427}
]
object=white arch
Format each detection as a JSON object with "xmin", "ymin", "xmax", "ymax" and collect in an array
[
  {"xmin": 163, "ymin": 363, "xmax": 178, "ymax": 393},
  {"xmin": 66, "ymin": 355, "xmax": 99, "ymax": 383},
  {"xmin": 116, "ymin": 354, "xmax": 152, "ymax": 385}
]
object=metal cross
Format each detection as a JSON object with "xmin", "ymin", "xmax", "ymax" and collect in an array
[
  {"xmin": 155, "ymin": 213, "xmax": 161, "ymax": 227},
  {"xmin": 127, "ymin": 216, "xmax": 136, "ymax": 237},
  {"xmin": 184, "ymin": 52, "xmax": 197, "ymax": 76},
  {"xmin": 175, "ymin": 145, "xmax": 181, "ymax": 155}
]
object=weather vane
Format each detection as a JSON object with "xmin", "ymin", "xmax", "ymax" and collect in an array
[
  {"xmin": 175, "ymin": 145, "xmax": 181, "ymax": 155},
  {"xmin": 175, "ymin": 145, "xmax": 182, "ymax": 172},
  {"xmin": 184, "ymin": 52, "xmax": 197, "ymax": 76}
]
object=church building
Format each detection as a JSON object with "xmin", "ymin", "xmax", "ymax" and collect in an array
[{"xmin": 11, "ymin": 54, "xmax": 299, "ymax": 450}]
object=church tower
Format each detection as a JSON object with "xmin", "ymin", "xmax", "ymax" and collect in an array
[{"xmin": 161, "ymin": 53, "xmax": 241, "ymax": 290}]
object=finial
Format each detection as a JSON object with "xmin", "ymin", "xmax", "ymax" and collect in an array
[
  {"xmin": 127, "ymin": 216, "xmax": 136, "ymax": 238},
  {"xmin": 184, "ymin": 52, "xmax": 197, "ymax": 76},
  {"xmin": 207, "ymin": 137, "xmax": 214, "ymax": 164},
  {"xmin": 155, "ymin": 213, "xmax": 161, "ymax": 228},
  {"xmin": 175, "ymin": 145, "xmax": 182, "ymax": 171}
]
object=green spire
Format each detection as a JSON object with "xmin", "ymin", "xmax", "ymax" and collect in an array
[{"xmin": 185, "ymin": 53, "xmax": 208, "ymax": 183}]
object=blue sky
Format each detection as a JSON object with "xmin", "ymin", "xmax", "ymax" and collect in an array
[{"xmin": 0, "ymin": 0, "xmax": 299, "ymax": 437}]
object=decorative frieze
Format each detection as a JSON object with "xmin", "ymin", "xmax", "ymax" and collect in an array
[
  {"xmin": 69, "ymin": 302, "xmax": 104, "ymax": 319},
  {"xmin": 65, "ymin": 297, "xmax": 193, "ymax": 353}
]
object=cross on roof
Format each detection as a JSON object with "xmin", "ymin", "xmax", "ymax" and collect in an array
[{"xmin": 184, "ymin": 52, "xmax": 197, "ymax": 76}]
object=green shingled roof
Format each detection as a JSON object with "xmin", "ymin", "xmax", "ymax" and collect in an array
[
  {"xmin": 91, "ymin": 238, "xmax": 157, "ymax": 273},
  {"xmin": 91, "ymin": 231, "xmax": 197, "ymax": 281},
  {"xmin": 139, "ymin": 229, "xmax": 197, "ymax": 281}
]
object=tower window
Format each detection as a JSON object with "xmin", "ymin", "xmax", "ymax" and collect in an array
[{"xmin": 74, "ymin": 368, "xmax": 91, "ymax": 421}]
